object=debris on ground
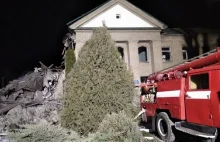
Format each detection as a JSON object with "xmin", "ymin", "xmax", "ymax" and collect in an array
[{"xmin": 0, "ymin": 62, "xmax": 65, "ymax": 141}]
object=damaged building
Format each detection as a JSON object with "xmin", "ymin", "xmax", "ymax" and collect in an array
[{"xmin": 64, "ymin": 0, "xmax": 220, "ymax": 86}]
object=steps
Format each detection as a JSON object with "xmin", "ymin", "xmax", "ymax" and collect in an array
[{"xmin": 175, "ymin": 121, "xmax": 217, "ymax": 139}]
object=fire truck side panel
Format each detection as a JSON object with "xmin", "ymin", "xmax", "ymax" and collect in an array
[
  {"xmin": 143, "ymin": 104, "xmax": 184, "ymax": 120},
  {"xmin": 144, "ymin": 78, "xmax": 187, "ymax": 120},
  {"xmin": 185, "ymin": 71, "xmax": 213, "ymax": 127},
  {"xmin": 142, "ymin": 103, "xmax": 179, "ymax": 118},
  {"xmin": 210, "ymin": 70, "xmax": 220, "ymax": 127},
  {"xmin": 156, "ymin": 79, "xmax": 185, "ymax": 119},
  {"xmin": 144, "ymin": 103, "xmax": 157, "ymax": 116},
  {"xmin": 157, "ymin": 79, "xmax": 181, "ymax": 105},
  {"xmin": 185, "ymin": 99, "xmax": 213, "ymax": 126},
  {"xmin": 157, "ymin": 79, "xmax": 181, "ymax": 92}
]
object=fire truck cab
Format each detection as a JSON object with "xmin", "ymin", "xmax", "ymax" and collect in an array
[{"xmin": 140, "ymin": 48, "xmax": 220, "ymax": 142}]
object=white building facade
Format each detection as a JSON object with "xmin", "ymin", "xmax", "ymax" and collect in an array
[{"xmin": 67, "ymin": 0, "xmax": 187, "ymax": 86}]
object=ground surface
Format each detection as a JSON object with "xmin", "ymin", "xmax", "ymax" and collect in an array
[{"xmin": 139, "ymin": 121, "xmax": 214, "ymax": 142}]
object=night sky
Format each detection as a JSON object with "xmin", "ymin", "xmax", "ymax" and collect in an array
[{"xmin": 0, "ymin": 0, "xmax": 220, "ymax": 85}]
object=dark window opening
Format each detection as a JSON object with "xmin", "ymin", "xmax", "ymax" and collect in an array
[
  {"xmin": 190, "ymin": 73, "xmax": 209, "ymax": 90},
  {"xmin": 118, "ymin": 47, "xmax": 124, "ymax": 60},
  {"xmin": 140, "ymin": 76, "xmax": 148, "ymax": 83},
  {"xmin": 162, "ymin": 47, "xmax": 172, "ymax": 62},
  {"xmin": 138, "ymin": 47, "xmax": 148, "ymax": 62},
  {"xmin": 182, "ymin": 48, "xmax": 188, "ymax": 60},
  {"xmin": 182, "ymin": 50, "xmax": 188, "ymax": 60}
]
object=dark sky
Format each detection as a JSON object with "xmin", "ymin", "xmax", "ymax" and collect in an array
[{"xmin": 0, "ymin": 0, "xmax": 220, "ymax": 84}]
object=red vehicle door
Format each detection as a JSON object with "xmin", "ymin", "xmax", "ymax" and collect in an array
[{"xmin": 185, "ymin": 72, "xmax": 213, "ymax": 126}]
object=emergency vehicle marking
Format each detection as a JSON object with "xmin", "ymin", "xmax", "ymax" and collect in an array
[
  {"xmin": 156, "ymin": 90, "xmax": 211, "ymax": 99},
  {"xmin": 156, "ymin": 90, "xmax": 180, "ymax": 98},
  {"xmin": 186, "ymin": 91, "xmax": 211, "ymax": 99}
]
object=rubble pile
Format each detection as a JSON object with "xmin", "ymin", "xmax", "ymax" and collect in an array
[{"xmin": 0, "ymin": 62, "xmax": 65, "ymax": 137}]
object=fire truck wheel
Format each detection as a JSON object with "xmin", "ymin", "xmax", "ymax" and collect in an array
[{"xmin": 156, "ymin": 112, "xmax": 175, "ymax": 142}]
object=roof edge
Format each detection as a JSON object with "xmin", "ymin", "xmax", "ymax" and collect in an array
[
  {"xmin": 67, "ymin": 0, "xmax": 111, "ymax": 26},
  {"xmin": 68, "ymin": 0, "xmax": 168, "ymax": 30},
  {"xmin": 68, "ymin": 0, "xmax": 117, "ymax": 29},
  {"xmin": 74, "ymin": 27, "xmax": 162, "ymax": 31},
  {"xmin": 120, "ymin": 0, "xmax": 167, "ymax": 29}
]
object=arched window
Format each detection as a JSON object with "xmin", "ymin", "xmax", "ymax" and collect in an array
[
  {"xmin": 138, "ymin": 47, "xmax": 148, "ymax": 62},
  {"xmin": 118, "ymin": 47, "xmax": 124, "ymax": 60}
]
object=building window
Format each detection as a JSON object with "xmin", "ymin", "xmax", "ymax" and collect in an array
[
  {"xmin": 140, "ymin": 76, "xmax": 148, "ymax": 83},
  {"xmin": 182, "ymin": 49, "xmax": 188, "ymax": 60},
  {"xmin": 118, "ymin": 47, "xmax": 124, "ymax": 60},
  {"xmin": 138, "ymin": 47, "xmax": 148, "ymax": 62},
  {"xmin": 162, "ymin": 47, "xmax": 172, "ymax": 62},
  {"xmin": 116, "ymin": 14, "xmax": 121, "ymax": 19},
  {"xmin": 190, "ymin": 73, "xmax": 209, "ymax": 90}
]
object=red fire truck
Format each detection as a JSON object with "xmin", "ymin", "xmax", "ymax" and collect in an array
[{"xmin": 140, "ymin": 47, "xmax": 220, "ymax": 142}]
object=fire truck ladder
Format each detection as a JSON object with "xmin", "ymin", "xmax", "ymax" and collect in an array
[
  {"xmin": 147, "ymin": 48, "xmax": 220, "ymax": 80},
  {"xmin": 162, "ymin": 48, "xmax": 218, "ymax": 72}
]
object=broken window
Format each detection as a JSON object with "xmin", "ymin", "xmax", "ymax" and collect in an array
[
  {"xmin": 138, "ymin": 47, "xmax": 148, "ymax": 62},
  {"xmin": 162, "ymin": 47, "xmax": 172, "ymax": 62},
  {"xmin": 190, "ymin": 73, "xmax": 209, "ymax": 90},
  {"xmin": 117, "ymin": 47, "xmax": 124, "ymax": 60}
]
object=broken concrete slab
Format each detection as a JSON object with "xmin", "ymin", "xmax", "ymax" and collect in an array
[
  {"xmin": 0, "ymin": 62, "xmax": 64, "ymax": 133},
  {"xmin": 4, "ymin": 105, "xmax": 28, "ymax": 126}
]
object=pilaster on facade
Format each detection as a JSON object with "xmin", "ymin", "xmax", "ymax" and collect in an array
[
  {"xmin": 152, "ymin": 40, "xmax": 163, "ymax": 72},
  {"xmin": 74, "ymin": 41, "xmax": 85, "ymax": 60},
  {"xmin": 128, "ymin": 41, "xmax": 140, "ymax": 85}
]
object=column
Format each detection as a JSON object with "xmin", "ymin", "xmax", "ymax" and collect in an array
[
  {"xmin": 173, "ymin": 41, "xmax": 184, "ymax": 63},
  {"xmin": 128, "ymin": 41, "xmax": 140, "ymax": 86},
  {"xmin": 123, "ymin": 43, "xmax": 129, "ymax": 69},
  {"xmin": 152, "ymin": 40, "xmax": 163, "ymax": 72},
  {"xmin": 74, "ymin": 41, "xmax": 85, "ymax": 60}
]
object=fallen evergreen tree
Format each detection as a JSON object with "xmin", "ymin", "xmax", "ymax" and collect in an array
[
  {"xmin": 7, "ymin": 123, "xmax": 80, "ymax": 142},
  {"xmin": 7, "ymin": 112, "xmax": 144, "ymax": 142}
]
